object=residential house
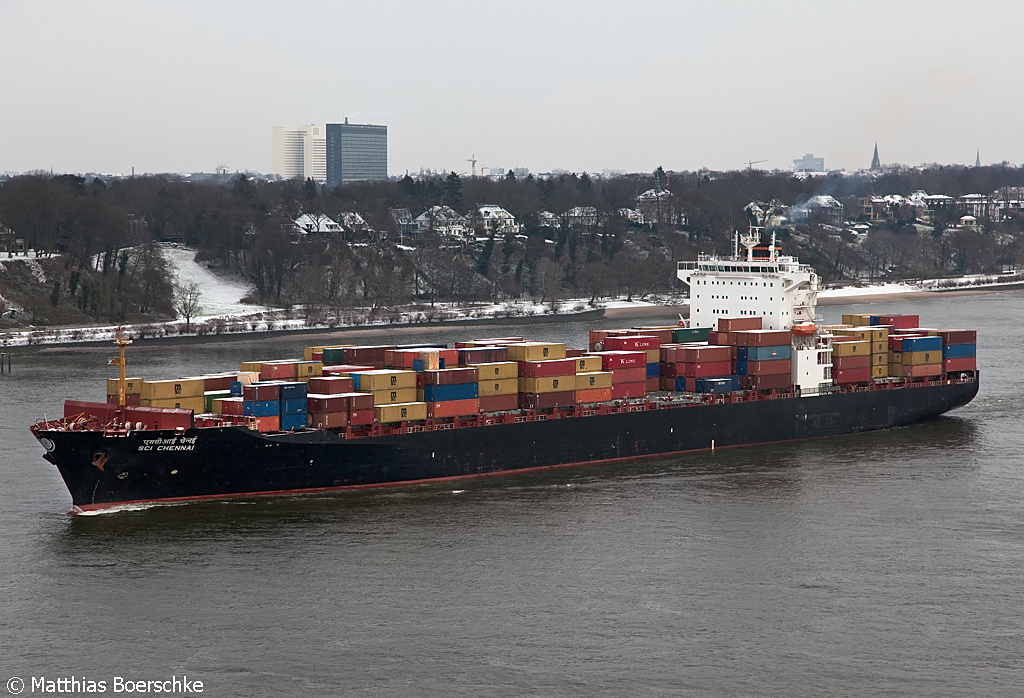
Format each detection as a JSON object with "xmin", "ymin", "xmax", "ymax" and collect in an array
[
  {"xmin": 387, "ymin": 208, "xmax": 417, "ymax": 237},
  {"xmin": 562, "ymin": 206, "xmax": 601, "ymax": 229},
  {"xmin": 468, "ymin": 205, "xmax": 519, "ymax": 235},
  {"xmin": 791, "ymin": 195, "xmax": 845, "ymax": 225},
  {"xmin": 415, "ymin": 205, "xmax": 468, "ymax": 237},
  {"xmin": 292, "ymin": 213, "xmax": 343, "ymax": 234}
]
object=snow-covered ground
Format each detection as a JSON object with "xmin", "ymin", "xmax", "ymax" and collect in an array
[{"xmin": 160, "ymin": 244, "xmax": 271, "ymax": 319}]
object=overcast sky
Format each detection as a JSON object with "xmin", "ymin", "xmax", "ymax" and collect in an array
[{"xmin": 2, "ymin": 1, "xmax": 1021, "ymax": 177}]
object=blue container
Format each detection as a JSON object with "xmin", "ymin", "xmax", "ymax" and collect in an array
[
  {"xmin": 412, "ymin": 359, "xmax": 425, "ymax": 372},
  {"xmin": 746, "ymin": 345, "xmax": 791, "ymax": 361},
  {"xmin": 695, "ymin": 376, "xmax": 741, "ymax": 395},
  {"xmin": 279, "ymin": 381, "xmax": 307, "ymax": 399},
  {"xmin": 439, "ymin": 357, "xmax": 447, "ymax": 369},
  {"xmin": 870, "ymin": 316, "xmax": 882, "ymax": 326},
  {"xmin": 736, "ymin": 359, "xmax": 748, "ymax": 375},
  {"xmin": 674, "ymin": 376, "xmax": 687, "ymax": 392},
  {"xmin": 646, "ymin": 362, "xmax": 660, "ymax": 378},
  {"xmin": 243, "ymin": 399, "xmax": 279, "ymax": 417},
  {"xmin": 422, "ymin": 382, "xmax": 478, "ymax": 402},
  {"xmin": 280, "ymin": 397, "xmax": 308, "ymax": 415},
  {"xmin": 736, "ymin": 346, "xmax": 749, "ymax": 361},
  {"xmin": 280, "ymin": 412, "xmax": 307, "ymax": 431},
  {"xmin": 229, "ymin": 380, "xmax": 242, "ymax": 396},
  {"xmin": 943, "ymin": 343, "xmax": 976, "ymax": 359},
  {"xmin": 901, "ymin": 336, "xmax": 942, "ymax": 352}
]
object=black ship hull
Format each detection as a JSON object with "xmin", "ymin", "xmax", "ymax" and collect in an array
[{"xmin": 33, "ymin": 377, "xmax": 979, "ymax": 513}]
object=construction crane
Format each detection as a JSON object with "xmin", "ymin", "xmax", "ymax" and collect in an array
[
  {"xmin": 467, "ymin": 154, "xmax": 477, "ymax": 177},
  {"xmin": 746, "ymin": 159, "xmax": 767, "ymax": 171}
]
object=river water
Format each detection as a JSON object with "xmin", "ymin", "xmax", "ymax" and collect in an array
[{"xmin": 1, "ymin": 294, "xmax": 1022, "ymax": 697}]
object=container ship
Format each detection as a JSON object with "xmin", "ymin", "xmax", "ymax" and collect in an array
[{"xmin": 31, "ymin": 230, "xmax": 979, "ymax": 513}]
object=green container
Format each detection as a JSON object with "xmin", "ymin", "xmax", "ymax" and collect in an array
[
  {"xmin": 672, "ymin": 327, "xmax": 712, "ymax": 343},
  {"xmin": 321, "ymin": 347, "xmax": 348, "ymax": 363},
  {"xmin": 204, "ymin": 390, "xmax": 233, "ymax": 412}
]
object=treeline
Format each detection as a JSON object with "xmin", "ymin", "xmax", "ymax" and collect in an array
[{"xmin": 2, "ymin": 163, "xmax": 1024, "ymax": 326}]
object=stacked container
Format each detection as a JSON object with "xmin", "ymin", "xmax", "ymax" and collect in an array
[
  {"xmin": 890, "ymin": 335, "xmax": 943, "ymax": 378},
  {"xmin": 936, "ymin": 330, "xmax": 977, "ymax": 374},
  {"xmin": 351, "ymin": 369, "xmax": 418, "ymax": 405},
  {"xmin": 733, "ymin": 329, "xmax": 793, "ymax": 391},
  {"xmin": 588, "ymin": 350, "xmax": 648, "ymax": 399},
  {"xmin": 140, "ymin": 378, "xmax": 206, "ymax": 412},
  {"xmin": 420, "ymin": 367, "xmax": 479, "ymax": 418},
  {"xmin": 106, "ymin": 377, "xmax": 144, "ymax": 406},
  {"xmin": 604, "ymin": 335, "xmax": 661, "ymax": 392},
  {"xmin": 475, "ymin": 361, "xmax": 519, "ymax": 412},
  {"xmin": 515, "ymin": 355, "xmax": 577, "ymax": 409}
]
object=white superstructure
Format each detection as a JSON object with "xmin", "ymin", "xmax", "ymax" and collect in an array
[{"xmin": 677, "ymin": 228, "xmax": 832, "ymax": 396}]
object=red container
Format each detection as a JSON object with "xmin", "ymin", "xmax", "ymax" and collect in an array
[
  {"xmin": 609, "ymin": 367, "xmax": 646, "ymax": 383},
  {"xmin": 342, "ymin": 392, "xmax": 375, "ymax": 410},
  {"xmin": 878, "ymin": 314, "xmax": 920, "ymax": 330},
  {"xmin": 124, "ymin": 405, "xmax": 193, "ymax": 430},
  {"xmin": 517, "ymin": 358, "xmax": 577, "ymax": 378},
  {"xmin": 832, "ymin": 354, "xmax": 871, "ymax": 370},
  {"xmin": 518, "ymin": 391, "xmax": 576, "ymax": 410},
  {"xmin": 597, "ymin": 351, "xmax": 646, "ymax": 370},
  {"xmin": 427, "ymin": 398, "xmax": 479, "ymax": 418},
  {"xmin": 459, "ymin": 346, "xmax": 509, "ymax": 365},
  {"xmin": 260, "ymin": 362, "xmax": 297, "ymax": 381},
  {"xmin": 741, "ymin": 373, "xmax": 791, "ymax": 391},
  {"xmin": 732, "ymin": 330, "xmax": 792, "ymax": 347},
  {"xmin": 219, "ymin": 397, "xmax": 245, "ymax": 416},
  {"xmin": 201, "ymin": 374, "xmax": 235, "ymax": 391},
  {"xmin": 423, "ymin": 367, "xmax": 479, "ymax": 385},
  {"xmin": 611, "ymin": 382, "xmax": 646, "ymax": 399},
  {"xmin": 943, "ymin": 357, "xmax": 977, "ymax": 372},
  {"xmin": 660, "ymin": 362, "xmax": 679, "ymax": 378},
  {"xmin": 342, "ymin": 345, "xmax": 397, "ymax": 364},
  {"xmin": 680, "ymin": 345, "xmax": 732, "ymax": 363},
  {"xmin": 348, "ymin": 408, "xmax": 374, "ymax": 425},
  {"xmin": 683, "ymin": 361, "xmax": 732, "ymax": 378},
  {"xmin": 745, "ymin": 359, "xmax": 791, "ymax": 376},
  {"xmin": 307, "ymin": 376, "xmax": 355, "ymax": 394},
  {"xmin": 565, "ymin": 348, "xmax": 586, "ymax": 358},
  {"xmin": 935, "ymin": 329, "xmax": 977, "ymax": 345},
  {"xmin": 659, "ymin": 376, "xmax": 676, "ymax": 391},
  {"xmin": 718, "ymin": 317, "xmax": 762, "ymax": 332},
  {"xmin": 604, "ymin": 335, "xmax": 660, "ymax": 351},
  {"xmin": 629, "ymin": 328, "xmax": 674, "ymax": 344},
  {"xmin": 64, "ymin": 400, "xmax": 117, "ymax": 421},
  {"xmin": 478, "ymin": 394, "xmax": 519, "ymax": 412},
  {"xmin": 306, "ymin": 394, "xmax": 351, "ymax": 413},
  {"xmin": 645, "ymin": 376, "xmax": 660, "ymax": 392},
  {"xmin": 243, "ymin": 383, "xmax": 281, "ymax": 401},
  {"xmin": 834, "ymin": 367, "xmax": 871, "ymax": 384}
]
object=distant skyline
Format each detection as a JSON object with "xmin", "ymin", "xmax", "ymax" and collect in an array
[{"xmin": 2, "ymin": 1, "xmax": 1022, "ymax": 177}]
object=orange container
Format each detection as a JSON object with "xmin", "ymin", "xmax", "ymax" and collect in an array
[
  {"xmin": 260, "ymin": 362, "xmax": 298, "ymax": 380},
  {"xmin": 576, "ymin": 387, "xmax": 613, "ymax": 403},
  {"xmin": 253, "ymin": 415, "xmax": 280, "ymax": 432},
  {"xmin": 611, "ymin": 382, "xmax": 646, "ymax": 399}
]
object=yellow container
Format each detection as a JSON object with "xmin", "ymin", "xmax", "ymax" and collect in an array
[
  {"xmin": 871, "ymin": 353, "xmax": 887, "ymax": 366},
  {"xmin": 576, "ymin": 371, "xmax": 614, "ymax": 390},
  {"xmin": 302, "ymin": 346, "xmax": 325, "ymax": 361},
  {"xmin": 872, "ymin": 340, "xmax": 887, "ymax": 353},
  {"xmin": 832, "ymin": 341, "xmax": 870, "ymax": 358},
  {"xmin": 834, "ymin": 328, "xmax": 888, "ymax": 342},
  {"xmin": 890, "ymin": 351, "xmax": 903, "ymax": 365},
  {"xmin": 646, "ymin": 349, "xmax": 660, "ymax": 363},
  {"xmin": 107, "ymin": 377, "xmax": 143, "ymax": 395},
  {"xmin": 356, "ymin": 369, "xmax": 417, "ymax": 391},
  {"xmin": 475, "ymin": 362, "xmax": 519, "ymax": 380},
  {"xmin": 375, "ymin": 402, "xmax": 427, "ymax": 423},
  {"xmin": 904, "ymin": 350, "xmax": 941, "ymax": 366},
  {"xmin": 822, "ymin": 324, "xmax": 853, "ymax": 332},
  {"xmin": 477, "ymin": 378, "xmax": 518, "ymax": 396},
  {"xmin": 140, "ymin": 378, "xmax": 205, "ymax": 400},
  {"xmin": 871, "ymin": 364, "xmax": 888, "ymax": 378},
  {"xmin": 295, "ymin": 361, "xmax": 323, "ymax": 379},
  {"xmin": 842, "ymin": 313, "xmax": 873, "ymax": 326},
  {"xmin": 371, "ymin": 387, "xmax": 418, "ymax": 405},
  {"xmin": 141, "ymin": 396, "xmax": 205, "ymax": 412},
  {"xmin": 574, "ymin": 356, "xmax": 602, "ymax": 373},
  {"xmin": 240, "ymin": 360, "xmax": 272, "ymax": 373},
  {"xmin": 505, "ymin": 342, "xmax": 567, "ymax": 362},
  {"xmin": 518, "ymin": 375, "xmax": 575, "ymax": 394}
]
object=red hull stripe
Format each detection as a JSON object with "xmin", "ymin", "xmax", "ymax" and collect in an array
[{"xmin": 72, "ymin": 438, "xmax": 784, "ymax": 513}]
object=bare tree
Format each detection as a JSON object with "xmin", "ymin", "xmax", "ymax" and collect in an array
[{"xmin": 174, "ymin": 281, "xmax": 202, "ymax": 332}]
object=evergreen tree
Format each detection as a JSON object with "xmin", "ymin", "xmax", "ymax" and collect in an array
[{"xmin": 443, "ymin": 172, "xmax": 464, "ymax": 211}]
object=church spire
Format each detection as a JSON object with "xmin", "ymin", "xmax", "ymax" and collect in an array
[
  {"xmin": 975, "ymin": 150, "xmax": 981, "ymax": 167},
  {"xmin": 870, "ymin": 143, "xmax": 881, "ymax": 171}
]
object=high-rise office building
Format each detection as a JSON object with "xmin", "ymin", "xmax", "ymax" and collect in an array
[
  {"xmin": 326, "ymin": 121, "xmax": 388, "ymax": 186},
  {"xmin": 272, "ymin": 125, "xmax": 326, "ymax": 182}
]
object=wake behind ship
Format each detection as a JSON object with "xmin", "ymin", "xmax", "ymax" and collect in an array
[{"xmin": 31, "ymin": 230, "xmax": 979, "ymax": 512}]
